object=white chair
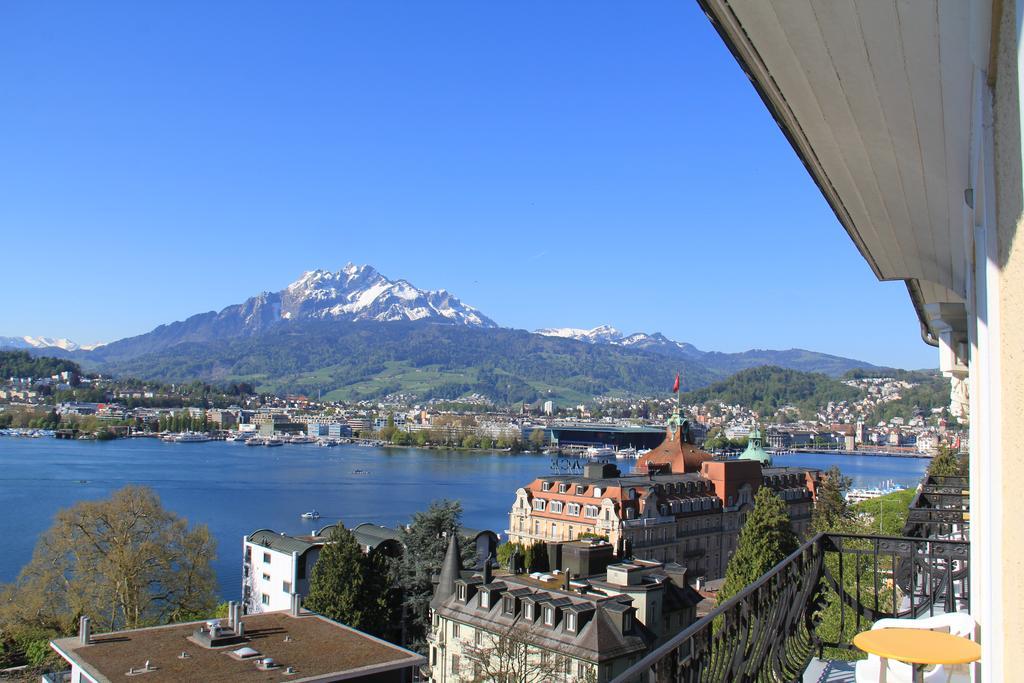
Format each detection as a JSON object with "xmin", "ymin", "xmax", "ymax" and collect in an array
[{"xmin": 853, "ymin": 612, "xmax": 975, "ymax": 683}]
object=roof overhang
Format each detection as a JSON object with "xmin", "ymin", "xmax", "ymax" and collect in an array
[{"xmin": 697, "ymin": 0, "xmax": 996, "ymax": 344}]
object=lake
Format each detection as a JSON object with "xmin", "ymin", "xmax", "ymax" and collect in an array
[{"xmin": 0, "ymin": 437, "xmax": 928, "ymax": 600}]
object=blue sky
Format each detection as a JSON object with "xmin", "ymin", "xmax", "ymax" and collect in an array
[{"xmin": 0, "ymin": 1, "xmax": 935, "ymax": 369}]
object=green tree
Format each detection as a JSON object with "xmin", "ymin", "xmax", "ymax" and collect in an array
[
  {"xmin": 528, "ymin": 428, "xmax": 546, "ymax": 452},
  {"xmin": 812, "ymin": 466, "xmax": 852, "ymax": 533},
  {"xmin": 0, "ymin": 486, "xmax": 217, "ymax": 641},
  {"xmin": 395, "ymin": 500, "xmax": 475, "ymax": 652},
  {"xmin": 304, "ymin": 524, "xmax": 389, "ymax": 635},
  {"xmin": 927, "ymin": 446, "xmax": 968, "ymax": 478},
  {"xmin": 718, "ymin": 487, "xmax": 798, "ymax": 604}
]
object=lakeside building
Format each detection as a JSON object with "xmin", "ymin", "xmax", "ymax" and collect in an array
[
  {"xmin": 50, "ymin": 605, "xmax": 424, "ymax": 683},
  {"xmin": 507, "ymin": 420, "xmax": 819, "ymax": 580},
  {"xmin": 242, "ymin": 525, "xmax": 498, "ymax": 615},
  {"xmin": 427, "ymin": 535, "xmax": 702, "ymax": 683}
]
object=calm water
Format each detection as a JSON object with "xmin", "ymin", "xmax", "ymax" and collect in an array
[{"xmin": 0, "ymin": 438, "xmax": 927, "ymax": 600}]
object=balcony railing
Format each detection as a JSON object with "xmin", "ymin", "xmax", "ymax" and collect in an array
[
  {"xmin": 903, "ymin": 475, "xmax": 969, "ymax": 541},
  {"xmin": 612, "ymin": 530, "xmax": 969, "ymax": 682}
]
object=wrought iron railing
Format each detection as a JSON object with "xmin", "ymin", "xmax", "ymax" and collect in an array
[
  {"xmin": 902, "ymin": 475, "xmax": 969, "ymax": 541},
  {"xmin": 612, "ymin": 531, "xmax": 969, "ymax": 683}
]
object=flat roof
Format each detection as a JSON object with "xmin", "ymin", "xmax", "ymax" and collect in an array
[{"xmin": 51, "ymin": 611, "xmax": 424, "ymax": 683}]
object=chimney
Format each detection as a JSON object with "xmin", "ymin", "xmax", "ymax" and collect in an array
[
  {"xmin": 227, "ymin": 601, "xmax": 235, "ymax": 629},
  {"xmin": 290, "ymin": 593, "xmax": 302, "ymax": 617},
  {"xmin": 237, "ymin": 621, "xmax": 245, "ymax": 637},
  {"xmin": 481, "ymin": 554, "xmax": 492, "ymax": 585},
  {"xmin": 562, "ymin": 570, "xmax": 572, "ymax": 591},
  {"xmin": 79, "ymin": 616, "xmax": 91, "ymax": 645}
]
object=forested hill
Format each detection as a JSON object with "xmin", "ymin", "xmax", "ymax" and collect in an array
[
  {"xmin": 99, "ymin": 320, "xmax": 718, "ymax": 404},
  {"xmin": 681, "ymin": 365, "xmax": 863, "ymax": 416},
  {"xmin": 0, "ymin": 350, "xmax": 81, "ymax": 379}
]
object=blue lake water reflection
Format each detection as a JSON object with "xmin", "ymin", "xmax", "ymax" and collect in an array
[{"xmin": 0, "ymin": 438, "xmax": 927, "ymax": 600}]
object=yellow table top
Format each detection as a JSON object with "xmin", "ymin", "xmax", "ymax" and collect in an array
[{"xmin": 853, "ymin": 628, "xmax": 980, "ymax": 665}]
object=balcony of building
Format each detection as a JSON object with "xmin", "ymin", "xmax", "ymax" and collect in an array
[{"xmin": 611, "ymin": 475, "xmax": 971, "ymax": 682}]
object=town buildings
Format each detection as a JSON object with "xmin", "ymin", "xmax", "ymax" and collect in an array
[
  {"xmin": 507, "ymin": 420, "xmax": 819, "ymax": 580},
  {"xmin": 428, "ymin": 535, "xmax": 702, "ymax": 683}
]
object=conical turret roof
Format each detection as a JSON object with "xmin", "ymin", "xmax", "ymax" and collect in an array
[{"xmin": 430, "ymin": 533, "xmax": 463, "ymax": 608}]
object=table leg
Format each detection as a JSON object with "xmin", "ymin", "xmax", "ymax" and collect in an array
[{"xmin": 912, "ymin": 663, "xmax": 923, "ymax": 683}]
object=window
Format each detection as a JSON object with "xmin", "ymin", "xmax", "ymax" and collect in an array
[
  {"xmin": 452, "ymin": 623, "xmax": 460, "ymax": 637},
  {"xmin": 503, "ymin": 595, "xmax": 515, "ymax": 615},
  {"xmin": 262, "ymin": 573, "xmax": 270, "ymax": 581},
  {"xmin": 297, "ymin": 554, "xmax": 307, "ymax": 580},
  {"xmin": 623, "ymin": 613, "xmax": 633, "ymax": 631},
  {"xmin": 282, "ymin": 581, "xmax": 291, "ymax": 593},
  {"xmin": 524, "ymin": 602, "xmax": 534, "ymax": 620},
  {"xmin": 261, "ymin": 593, "xmax": 269, "ymax": 605},
  {"xmin": 566, "ymin": 612, "xmax": 577, "ymax": 632},
  {"xmin": 533, "ymin": 499, "xmax": 546, "ymax": 511},
  {"xmin": 541, "ymin": 481, "xmax": 552, "ymax": 491},
  {"xmin": 550, "ymin": 500, "xmax": 563, "ymax": 514},
  {"xmin": 457, "ymin": 584, "xmax": 467, "ymax": 601},
  {"xmin": 593, "ymin": 487, "xmax": 603, "ymax": 497},
  {"xmin": 584, "ymin": 505, "xmax": 599, "ymax": 518},
  {"xmin": 578, "ymin": 662, "xmax": 590, "ymax": 678},
  {"xmin": 544, "ymin": 607, "xmax": 554, "ymax": 626},
  {"xmin": 551, "ymin": 522, "xmax": 558, "ymax": 537},
  {"xmin": 263, "ymin": 552, "xmax": 271, "ymax": 563},
  {"xmin": 451, "ymin": 654, "xmax": 460, "ymax": 674},
  {"xmin": 474, "ymin": 630, "xmax": 482, "ymax": 645},
  {"xmin": 480, "ymin": 591, "xmax": 490, "ymax": 608},
  {"xmin": 558, "ymin": 483, "xmax": 568, "ymax": 493},
  {"xmin": 245, "ymin": 547, "xmax": 252, "ymax": 562},
  {"xmin": 567, "ymin": 503, "xmax": 580, "ymax": 516},
  {"xmin": 576, "ymin": 485, "xmax": 586, "ymax": 495}
]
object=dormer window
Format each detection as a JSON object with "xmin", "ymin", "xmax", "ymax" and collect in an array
[
  {"xmin": 541, "ymin": 481, "xmax": 552, "ymax": 491},
  {"xmin": 533, "ymin": 499, "xmax": 546, "ymax": 511},
  {"xmin": 502, "ymin": 595, "xmax": 515, "ymax": 615},
  {"xmin": 457, "ymin": 584, "xmax": 467, "ymax": 602},
  {"xmin": 524, "ymin": 602, "xmax": 534, "ymax": 621},
  {"xmin": 583, "ymin": 505, "xmax": 599, "ymax": 519},
  {"xmin": 567, "ymin": 503, "xmax": 580, "ymax": 516},
  {"xmin": 623, "ymin": 613, "xmax": 633, "ymax": 632},
  {"xmin": 576, "ymin": 485, "xmax": 586, "ymax": 495},
  {"xmin": 544, "ymin": 607, "xmax": 555, "ymax": 626},
  {"xmin": 480, "ymin": 591, "xmax": 490, "ymax": 608},
  {"xmin": 550, "ymin": 501, "xmax": 563, "ymax": 514},
  {"xmin": 558, "ymin": 483, "xmax": 568, "ymax": 493},
  {"xmin": 566, "ymin": 612, "xmax": 578, "ymax": 632},
  {"xmin": 593, "ymin": 487, "xmax": 602, "ymax": 497}
]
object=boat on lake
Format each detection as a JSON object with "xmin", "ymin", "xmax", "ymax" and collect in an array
[{"xmin": 300, "ymin": 510, "xmax": 320, "ymax": 520}]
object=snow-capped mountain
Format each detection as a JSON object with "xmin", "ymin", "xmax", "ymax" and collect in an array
[
  {"xmin": 535, "ymin": 326, "xmax": 704, "ymax": 358},
  {"xmin": 0, "ymin": 335, "xmax": 105, "ymax": 352},
  {"xmin": 534, "ymin": 324, "xmax": 624, "ymax": 344},
  {"xmin": 77, "ymin": 264, "xmax": 497, "ymax": 362},
  {"xmin": 279, "ymin": 265, "xmax": 496, "ymax": 327}
]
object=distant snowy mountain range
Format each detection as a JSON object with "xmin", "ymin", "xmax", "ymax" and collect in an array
[
  {"xmin": 1, "ymin": 264, "xmax": 882, "ymax": 391},
  {"xmin": 0, "ymin": 335, "xmax": 105, "ymax": 352},
  {"xmin": 535, "ymin": 325, "xmax": 704, "ymax": 357}
]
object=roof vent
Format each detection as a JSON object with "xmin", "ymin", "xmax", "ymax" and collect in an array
[
  {"xmin": 259, "ymin": 657, "xmax": 279, "ymax": 670},
  {"xmin": 178, "ymin": 652, "xmax": 191, "ymax": 659},
  {"xmin": 233, "ymin": 646, "xmax": 261, "ymax": 659},
  {"xmin": 285, "ymin": 666, "xmax": 297, "ymax": 674}
]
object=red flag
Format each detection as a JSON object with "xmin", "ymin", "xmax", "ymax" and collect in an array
[{"xmin": 672, "ymin": 373, "xmax": 680, "ymax": 393}]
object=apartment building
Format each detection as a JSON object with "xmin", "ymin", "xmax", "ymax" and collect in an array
[
  {"xmin": 508, "ymin": 423, "xmax": 819, "ymax": 580},
  {"xmin": 428, "ymin": 535, "xmax": 701, "ymax": 683}
]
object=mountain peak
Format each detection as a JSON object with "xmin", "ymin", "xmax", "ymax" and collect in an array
[{"xmin": 276, "ymin": 265, "xmax": 497, "ymax": 328}]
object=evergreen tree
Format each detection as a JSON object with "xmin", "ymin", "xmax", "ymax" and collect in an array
[
  {"xmin": 812, "ymin": 466, "xmax": 852, "ymax": 532},
  {"xmin": 395, "ymin": 500, "xmax": 475, "ymax": 652},
  {"xmin": 304, "ymin": 524, "xmax": 387, "ymax": 634},
  {"xmin": 927, "ymin": 446, "xmax": 968, "ymax": 478},
  {"xmin": 718, "ymin": 486, "xmax": 799, "ymax": 604}
]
